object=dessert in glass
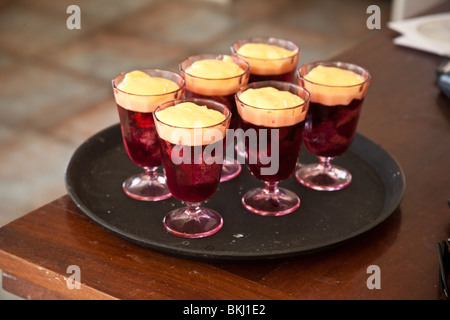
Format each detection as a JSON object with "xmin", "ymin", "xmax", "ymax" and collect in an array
[
  {"xmin": 180, "ymin": 54, "xmax": 250, "ymax": 182},
  {"xmin": 153, "ymin": 98, "xmax": 231, "ymax": 238},
  {"xmin": 295, "ymin": 61, "xmax": 371, "ymax": 191},
  {"xmin": 235, "ymin": 81, "xmax": 310, "ymax": 216},
  {"xmin": 112, "ymin": 69, "xmax": 185, "ymax": 201},
  {"xmin": 231, "ymin": 37, "xmax": 300, "ymax": 83}
]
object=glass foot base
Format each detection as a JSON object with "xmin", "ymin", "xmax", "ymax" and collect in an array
[
  {"xmin": 220, "ymin": 160, "xmax": 241, "ymax": 182},
  {"xmin": 242, "ymin": 187, "xmax": 300, "ymax": 216},
  {"xmin": 122, "ymin": 173, "xmax": 172, "ymax": 201},
  {"xmin": 163, "ymin": 206, "xmax": 223, "ymax": 238},
  {"xmin": 295, "ymin": 163, "xmax": 352, "ymax": 191}
]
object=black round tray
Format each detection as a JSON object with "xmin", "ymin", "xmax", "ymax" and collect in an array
[{"xmin": 65, "ymin": 123, "xmax": 405, "ymax": 262}]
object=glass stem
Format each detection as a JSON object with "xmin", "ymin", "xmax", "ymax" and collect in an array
[
  {"xmin": 263, "ymin": 181, "xmax": 280, "ymax": 196},
  {"xmin": 185, "ymin": 202, "xmax": 202, "ymax": 216},
  {"xmin": 318, "ymin": 156, "xmax": 334, "ymax": 172},
  {"xmin": 143, "ymin": 166, "xmax": 159, "ymax": 180}
]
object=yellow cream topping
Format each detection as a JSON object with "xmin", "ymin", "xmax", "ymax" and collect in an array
[
  {"xmin": 155, "ymin": 102, "xmax": 228, "ymax": 146},
  {"xmin": 113, "ymin": 70, "xmax": 182, "ymax": 113},
  {"xmin": 239, "ymin": 87, "xmax": 304, "ymax": 109},
  {"xmin": 183, "ymin": 56, "xmax": 248, "ymax": 96},
  {"xmin": 117, "ymin": 70, "xmax": 179, "ymax": 95},
  {"xmin": 304, "ymin": 65, "xmax": 365, "ymax": 87},
  {"xmin": 185, "ymin": 56, "xmax": 245, "ymax": 79},
  {"xmin": 235, "ymin": 43, "xmax": 298, "ymax": 75},
  {"xmin": 237, "ymin": 87, "xmax": 308, "ymax": 128},
  {"xmin": 237, "ymin": 43, "xmax": 296, "ymax": 60},
  {"xmin": 156, "ymin": 102, "xmax": 226, "ymax": 128},
  {"xmin": 302, "ymin": 65, "xmax": 368, "ymax": 106}
]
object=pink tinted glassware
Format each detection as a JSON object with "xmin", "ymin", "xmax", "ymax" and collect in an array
[
  {"xmin": 154, "ymin": 98, "xmax": 231, "ymax": 238},
  {"xmin": 180, "ymin": 54, "xmax": 250, "ymax": 182},
  {"xmin": 235, "ymin": 81, "xmax": 310, "ymax": 216},
  {"xmin": 231, "ymin": 37, "xmax": 300, "ymax": 83},
  {"xmin": 112, "ymin": 69, "xmax": 185, "ymax": 201},
  {"xmin": 295, "ymin": 61, "xmax": 371, "ymax": 191}
]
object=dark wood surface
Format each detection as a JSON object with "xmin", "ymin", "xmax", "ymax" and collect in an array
[{"xmin": 1, "ymin": 3, "xmax": 450, "ymax": 300}]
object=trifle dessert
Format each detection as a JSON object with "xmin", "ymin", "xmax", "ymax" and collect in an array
[
  {"xmin": 112, "ymin": 69, "xmax": 185, "ymax": 200},
  {"xmin": 235, "ymin": 81, "xmax": 310, "ymax": 216},
  {"xmin": 155, "ymin": 101, "xmax": 228, "ymax": 202},
  {"xmin": 295, "ymin": 61, "xmax": 371, "ymax": 191},
  {"xmin": 180, "ymin": 54, "xmax": 250, "ymax": 181},
  {"xmin": 300, "ymin": 64, "xmax": 369, "ymax": 156},
  {"xmin": 153, "ymin": 98, "xmax": 231, "ymax": 238},
  {"xmin": 180, "ymin": 54, "xmax": 249, "ymax": 129}
]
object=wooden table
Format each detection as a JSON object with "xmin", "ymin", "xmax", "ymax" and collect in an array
[{"xmin": 1, "ymin": 6, "xmax": 450, "ymax": 301}]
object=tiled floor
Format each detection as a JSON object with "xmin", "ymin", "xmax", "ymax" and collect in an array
[{"xmin": 0, "ymin": 0, "xmax": 391, "ymax": 299}]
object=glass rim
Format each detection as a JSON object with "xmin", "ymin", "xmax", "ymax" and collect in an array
[
  {"xmin": 154, "ymin": 98, "xmax": 232, "ymax": 130},
  {"xmin": 179, "ymin": 54, "xmax": 250, "ymax": 81},
  {"xmin": 298, "ymin": 61, "xmax": 371, "ymax": 89},
  {"xmin": 235, "ymin": 80, "xmax": 310, "ymax": 112},
  {"xmin": 112, "ymin": 69, "xmax": 185, "ymax": 98},
  {"xmin": 231, "ymin": 36, "xmax": 300, "ymax": 62}
]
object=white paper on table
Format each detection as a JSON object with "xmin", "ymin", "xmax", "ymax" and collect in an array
[{"xmin": 388, "ymin": 12, "xmax": 450, "ymax": 57}]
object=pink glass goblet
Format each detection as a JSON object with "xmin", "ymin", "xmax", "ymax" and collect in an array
[
  {"xmin": 154, "ymin": 98, "xmax": 231, "ymax": 238},
  {"xmin": 112, "ymin": 69, "xmax": 185, "ymax": 201},
  {"xmin": 295, "ymin": 61, "xmax": 371, "ymax": 191},
  {"xmin": 235, "ymin": 81, "xmax": 310, "ymax": 216},
  {"xmin": 180, "ymin": 54, "xmax": 250, "ymax": 182}
]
